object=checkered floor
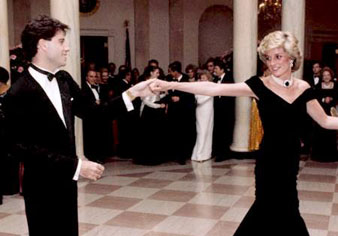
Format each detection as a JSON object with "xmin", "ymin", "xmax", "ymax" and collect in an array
[{"xmin": 0, "ymin": 158, "xmax": 338, "ymax": 236}]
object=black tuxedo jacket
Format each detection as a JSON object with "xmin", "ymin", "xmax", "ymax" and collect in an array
[
  {"xmin": 166, "ymin": 74, "xmax": 196, "ymax": 120},
  {"xmin": 82, "ymin": 82, "xmax": 98, "ymax": 103},
  {"xmin": 212, "ymin": 74, "xmax": 235, "ymax": 156},
  {"xmin": 3, "ymin": 70, "xmax": 128, "ymax": 235},
  {"xmin": 115, "ymin": 79, "xmax": 131, "ymax": 96}
]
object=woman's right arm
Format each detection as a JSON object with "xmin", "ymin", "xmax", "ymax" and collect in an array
[{"xmin": 151, "ymin": 80, "xmax": 255, "ymax": 98}]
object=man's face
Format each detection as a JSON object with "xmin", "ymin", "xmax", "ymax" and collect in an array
[
  {"xmin": 312, "ymin": 63, "xmax": 321, "ymax": 75},
  {"xmin": 187, "ymin": 69, "xmax": 195, "ymax": 79},
  {"xmin": 95, "ymin": 71, "xmax": 101, "ymax": 83},
  {"xmin": 101, "ymin": 72, "xmax": 109, "ymax": 83},
  {"xmin": 168, "ymin": 68, "xmax": 176, "ymax": 78},
  {"xmin": 44, "ymin": 30, "xmax": 69, "ymax": 69},
  {"xmin": 207, "ymin": 62, "xmax": 214, "ymax": 73},
  {"xmin": 86, "ymin": 71, "xmax": 97, "ymax": 85},
  {"xmin": 109, "ymin": 64, "xmax": 116, "ymax": 74},
  {"xmin": 214, "ymin": 66, "xmax": 224, "ymax": 77}
]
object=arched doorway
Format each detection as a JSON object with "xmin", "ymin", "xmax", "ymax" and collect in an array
[{"xmin": 198, "ymin": 5, "xmax": 233, "ymax": 66}]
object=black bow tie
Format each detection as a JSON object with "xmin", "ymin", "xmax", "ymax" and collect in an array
[
  {"xmin": 214, "ymin": 77, "xmax": 221, "ymax": 83},
  {"xmin": 91, "ymin": 84, "xmax": 99, "ymax": 90},
  {"xmin": 30, "ymin": 64, "xmax": 55, "ymax": 81}
]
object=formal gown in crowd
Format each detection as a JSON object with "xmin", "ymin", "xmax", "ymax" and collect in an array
[
  {"xmin": 134, "ymin": 93, "xmax": 167, "ymax": 165},
  {"xmin": 311, "ymin": 82, "xmax": 338, "ymax": 162},
  {"xmin": 191, "ymin": 94, "xmax": 214, "ymax": 161},
  {"xmin": 234, "ymin": 76, "xmax": 313, "ymax": 235}
]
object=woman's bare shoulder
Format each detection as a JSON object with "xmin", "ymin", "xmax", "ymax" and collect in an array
[{"xmin": 294, "ymin": 78, "xmax": 311, "ymax": 89}]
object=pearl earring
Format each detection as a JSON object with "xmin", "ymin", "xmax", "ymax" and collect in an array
[{"xmin": 290, "ymin": 60, "xmax": 294, "ymax": 68}]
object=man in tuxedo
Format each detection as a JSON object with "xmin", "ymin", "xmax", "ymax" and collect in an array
[
  {"xmin": 166, "ymin": 61, "xmax": 196, "ymax": 165},
  {"xmin": 212, "ymin": 60, "xmax": 235, "ymax": 162},
  {"xmin": 308, "ymin": 61, "xmax": 322, "ymax": 89},
  {"xmin": 82, "ymin": 69, "xmax": 106, "ymax": 162},
  {"xmin": 3, "ymin": 15, "xmax": 154, "ymax": 236}
]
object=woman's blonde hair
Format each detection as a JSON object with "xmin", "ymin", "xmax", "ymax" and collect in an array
[
  {"xmin": 257, "ymin": 31, "xmax": 302, "ymax": 72},
  {"xmin": 198, "ymin": 69, "xmax": 213, "ymax": 81}
]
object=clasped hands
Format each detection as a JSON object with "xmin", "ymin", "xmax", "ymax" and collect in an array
[{"xmin": 127, "ymin": 79, "xmax": 172, "ymax": 98}]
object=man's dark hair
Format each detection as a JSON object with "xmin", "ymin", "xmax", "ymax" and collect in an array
[
  {"xmin": 185, "ymin": 64, "xmax": 197, "ymax": 74},
  {"xmin": 214, "ymin": 59, "xmax": 226, "ymax": 71},
  {"xmin": 0, "ymin": 67, "xmax": 9, "ymax": 84},
  {"xmin": 169, "ymin": 61, "xmax": 182, "ymax": 73},
  {"xmin": 148, "ymin": 59, "xmax": 159, "ymax": 66},
  {"xmin": 21, "ymin": 15, "xmax": 69, "ymax": 61},
  {"xmin": 312, "ymin": 61, "xmax": 322, "ymax": 68},
  {"xmin": 143, "ymin": 65, "xmax": 158, "ymax": 79},
  {"xmin": 206, "ymin": 57, "xmax": 215, "ymax": 65}
]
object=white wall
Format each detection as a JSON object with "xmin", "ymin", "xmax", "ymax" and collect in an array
[
  {"xmin": 149, "ymin": 0, "xmax": 170, "ymax": 71},
  {"xmin": 183, "ymin": 0, "xmax": 232, "ymax": 68},
  {"xmin": 80, "ymin": 0, "xmax": 135, "ymax": 68}
]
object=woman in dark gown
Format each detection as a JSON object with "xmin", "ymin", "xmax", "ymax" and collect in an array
[
  {"xmin": 151, "ymin": 31, "xmax": 338, "ymax": 235},
  {"xmin": 311, "ymin": 66, "xmax": 338, "ymax": 162},
  {"xmin": 134, "ymin": 66, "xmax": 167, "ymax": 165}
]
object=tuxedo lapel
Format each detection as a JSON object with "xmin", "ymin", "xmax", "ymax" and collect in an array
[
  {"xmin": 27, "ymin": 73, "xmax": 69, "ymax": 133},
  {"xmin": 56, "ymin": 76, "xmax": 73, "ymax": 136}
]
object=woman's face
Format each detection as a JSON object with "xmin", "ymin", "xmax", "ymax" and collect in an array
[
  {"xmin": 150, "ymin": 69, "xmax": 160, "ymax": 79},
  {"xmin": 125, "ymin": 72, "xmax": 132, "ymax": 82},
  {"xmin": 200, "ymin": 74, "xmax": 208, "ymax": 81},
  {"xmin": 187, "ymin": 69, "xmax": 195, "ymax": 79},
  {"xmin": 322, "ymin": 71, "xmax": 332, "ymax": 83},
  {"xmin": 264, "ymin": 47, "xmax": 292, "ymax": 79}
]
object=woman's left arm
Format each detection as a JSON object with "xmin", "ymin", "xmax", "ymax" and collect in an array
[{"xmin": 307, "ymin": 99, "xmax": 338, "ymax": 129}]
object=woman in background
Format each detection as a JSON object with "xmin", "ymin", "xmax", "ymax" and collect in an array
[
  {"xmin": 311, "ymin": 66, "xmax": 338, "ymax": 162},
  {"xmin": 191, "ymin": 70, "xmax": 214, "ymax": 162},
  {"xmin": 135, "ymin": 66, "xmax": 167, "ymax": 165}
]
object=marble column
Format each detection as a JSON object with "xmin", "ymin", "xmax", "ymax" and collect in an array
[
  {"xmin": 134, "ymin": 0, "xmax": 150, "ymax": 71},
  {"xmin": 282, "ymin": 0, "xmax": 305, "ymax": 79},
  {"xmin": 231, "ymin": 0, "xmax": 258, "ymax": 152},
  {"xmin": 169, "ymin": 0, "xmax": 184, "ymax": 63},
  {"xmin": 149, "ymin": 0, "xmax": 169, "ymax": 71},
  {"xmin": 50, "ymin": 0, "xmax": 84, "ymax": 157},
  {"xmin": 0, "ymin": 0, "xmax": 10, "ymax": 72}
]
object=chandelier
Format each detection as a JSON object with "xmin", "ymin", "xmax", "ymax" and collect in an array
[{"xmin": 258, "ymin": 0, "xmax": 282, "ymax": 21}]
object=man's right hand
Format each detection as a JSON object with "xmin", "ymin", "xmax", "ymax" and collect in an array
[{"xmin": 80, "ymin": 160, "xmax": 105, "ymax": 181}]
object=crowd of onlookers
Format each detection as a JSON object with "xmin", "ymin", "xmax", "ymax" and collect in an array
[
  {"xmin": 80, "ymin": 57, "xmax": 235, "ymax": 166},
  {"xmin": 78, "ymin": 56, "xmax": 338, "ymax": 166},
  {"xmin": 0, "ymin": 46, "xmax": 337, "ymax": 205},
  {"xmin": 302, "ymin": 62, "xmax": 338, "ymax": 162}
]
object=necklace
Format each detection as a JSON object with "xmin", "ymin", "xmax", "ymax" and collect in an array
[{"xmin": 271, "ymin": 75, "xmax": 293, "ymax": 88}]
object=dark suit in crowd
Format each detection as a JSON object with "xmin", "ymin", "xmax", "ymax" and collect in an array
[
  {"xmin": 212, "ymin": 74, "xmax": 235, "ymax": 161},
  {"xmin": 166, "ymin": 73, "xmax": 196, "ymax": 164},
  {"xmin": 82, "ymin": 82, "xmax": 114, "ymax": 162},
  {"xmin": 115, "ymin": 78, "xmax": 140, "ymax": 158},
  {"xmin": 3, "ymin": 70, "xmax": 129, "ymax": 235}
]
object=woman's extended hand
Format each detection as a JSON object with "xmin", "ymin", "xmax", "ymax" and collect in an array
[
  {"xmin": 149, "ymin": 79, "xmax": 173, "ymax": 92},
  {"xmin": 128, "ymin": 79, "xmax": 156, "ymax": 98}
]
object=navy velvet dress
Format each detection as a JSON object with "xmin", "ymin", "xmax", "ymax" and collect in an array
[{"xmin": 234, "ymin": 76, "xmax": 316, "ymax": 235}]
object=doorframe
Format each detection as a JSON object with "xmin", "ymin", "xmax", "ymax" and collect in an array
[{"xmin": 80, "ymin": 28, "xmax": 116, "ymax": 63}]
